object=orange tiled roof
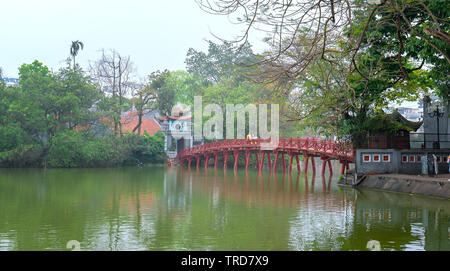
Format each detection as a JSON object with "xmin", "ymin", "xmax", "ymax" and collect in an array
[
  {"xmin": 120, "ymin": 117, "xmax": 161, "ymax": 135},
  {"xmin": 74, "ymin": 114, "xmax": 162, "ymax": 136}
]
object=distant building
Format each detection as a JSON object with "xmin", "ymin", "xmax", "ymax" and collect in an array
[
  {"xmin": 74, "ymin": 109, "xmax": 162, "ymax": 137},
  {"xmin": 2, "ymin": 77, "xmax": 18, "ymax": 87},
  {"xmin": 356, "ymin": 96, "xmax": 450, "ymax": 175},
  {"xmin": 158, "ymin": 104, "xmax": 198, "ymax": 160},
  {"xmin": 120, "ymin": 110, "xmax": 162, "ymax": 136}
]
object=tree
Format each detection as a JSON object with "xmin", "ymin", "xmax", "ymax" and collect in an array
[
  {"xmin": 148, "ymin": 70, "xmax": 175, "ymax": 117},
  {"xmin": 0, "ymin": 61, "xmax": 103, "ymax": 166},
  {"xmin": 185, "ymin": 40, "xmax": 258, "ymax": 85},
  {"xmin": 0, "ymin": 67, "xmax": 4, "ymax": 91},
  {"xmin": 196, "ymin": 0, "xmax": 449, "ymax": 144},
  {"xmin": 196, "ymin": 0, "xmax": 448, "ymax": 82},
  {"xmin": 70, "ymin": 40, "xmax": 84, "ymax": 70},
  {"xmin": 0, "ymin": 60, "xmax": 166, "ymax": 168},
  {"xmin": 131, "ymin": 83, "xmax": 156, "ymax": 135},
  {"xmin": 90, "ymin": 49, "xmax": 135, "ymax": 136},
  {"xmin": 166, "ymin": 70, "xmax": 204, "ymax": 106}
]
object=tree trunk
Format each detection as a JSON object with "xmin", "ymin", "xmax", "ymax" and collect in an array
[{"xmin": 132, "ymin": 113, "xmax": 143, "ymax": 135}]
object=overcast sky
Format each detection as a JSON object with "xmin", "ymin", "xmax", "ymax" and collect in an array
[{"xmin": 0, "ymin": 0, "xmax": 266, "ymax": 78}]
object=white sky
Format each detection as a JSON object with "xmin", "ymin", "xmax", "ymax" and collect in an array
[{"xmin": 0, "ymin": 0, "xmax": 267, "ymax": 78}]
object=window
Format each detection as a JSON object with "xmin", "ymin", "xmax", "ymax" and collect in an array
[
  {"xmin": 382, "ymin": 154, "xmax": 391, "ymax": 163},
  {"xmin": 416, "ymin": 155, "xmax": 422, "ymax": 163},
  {"xmin": 373, "ymin": 154, "xmax": 381, "ymax": 162},
  {"xmin": 363, "ymin": 154, "xmax": 371, "ymax": 162},
  {"xmin": 402, "ymin": 155, "xmax": 408, "ymax": 163},
  {"xmin": 409, "ymin": 155, "xmax": 415, "ymax": 163}
]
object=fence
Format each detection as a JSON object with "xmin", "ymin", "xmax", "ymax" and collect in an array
[{"xmin": 409, "ymin": 132, "xmax": 450, "ymax": 149}]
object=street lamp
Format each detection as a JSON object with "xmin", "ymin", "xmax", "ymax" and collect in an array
[{"xmin": 427, "ymin": 100, "xmax": 445, "ymax": 149}]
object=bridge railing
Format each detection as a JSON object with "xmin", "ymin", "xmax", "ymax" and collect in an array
[{"xmin": 176, "ymin": 138, "xmax": 354, "ymax": 161}]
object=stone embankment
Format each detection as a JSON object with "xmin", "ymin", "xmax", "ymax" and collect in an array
[{"xmin": 339, "ymin": 171, "xmax": 450, "ymax": 199}]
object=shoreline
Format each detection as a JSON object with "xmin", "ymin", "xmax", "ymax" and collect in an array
[
  {"xmin": 0, "ymin": 163, "xmax": 167, "ymax": 169},
  {"xmin": 339, "ymin": 172, "xmax": 450, "ymax": 199}
]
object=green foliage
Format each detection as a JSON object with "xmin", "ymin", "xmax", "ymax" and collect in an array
[
  {"xmin": 149, "ymin": 70, "xmax": 175, "ymax": 116},
  {"xmin": 185, "ymin": 41, "xmax": 258, "ymax": 85},
  {"xmin": 202, "ymin": 78, "xmax": 256, "ymax": 107},
  {"xmin": 122, "ymin": 131, "xmax": 167, "ymax": 165},
  {"xmin": 0, "ymin": 60, "xmax": 166, "ymax": 168},
  {"xmin": 0, "ymin": 144, "xmax": 43, "ymax": 167},
  {"xmin": 284, "ymin": 0, "xmax": 449, "ymax": 144},
  {"xmin": 166, "ymin": 70, "xmax": 204, "ymax": 106},
  {"xmin": 46, "ymin": 130, "xmax": 166, "ymax": 168}
]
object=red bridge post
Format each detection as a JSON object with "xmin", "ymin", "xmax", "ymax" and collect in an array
[
  {"xmin": 321, "ymin": 157, "xmax": 326, "ymax": 175},
  {"xmin": 214, "ymin": 153, "xmax": 219, "ymax": 169},
  {"xmin": 267, "ymin": 152, "xmax": 272, "ymax": 171},
  {"xmin": 244, "ymin": 150, "xmax": 251, "ymax": 170},
  {"xmin": 288, "ymin": 152, "xmax": 294, "ymax": 174},
  {"xmin": 204, "ymin": 154, "xmax": 209, "ymax": 170},
  {"xmin": 196, "ymin": 155, "xmax": 200, "ymax": 170},
  {"xmin": 233, "ymin": 150, "xmax": 240, "ymax": 171},
  {"xmin": 304, "ymin": 155, "xmax": 309, "ymax": 174},
  {"xmin": 259, "ymin": 151, "xmax": 265, "ymax": 171},
  {"xmin": 223, "ymin": 151, "xmax": 229, "ymax": 170},
  {"xmin": 273, "ymin": 151, "xmax": 279, "ymax": 171}
]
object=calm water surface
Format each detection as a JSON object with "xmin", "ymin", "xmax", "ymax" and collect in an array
[{"xmin": 0, "ymin": 166, "xmax": 448, "ymax": 251}]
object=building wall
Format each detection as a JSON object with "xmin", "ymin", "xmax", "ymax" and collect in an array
[{"xmin": 356, "ymin": 149, "xmax": 450, "ymax": 174}]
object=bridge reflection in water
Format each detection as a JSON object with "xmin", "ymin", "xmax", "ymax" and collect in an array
[
  {"xmin": 0, "ymin": 166, "xmax": 447, "ymax": 250},
  {"xmin": 173, "ymin": 166, "xmax": 449, "ymax": 250}
]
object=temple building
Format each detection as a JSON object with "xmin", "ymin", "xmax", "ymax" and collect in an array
[
  {"xmin": 157, "ymin": 104, "xmax": 199, "ymax": 160},
  {"xmin": 356, "ymin": 96, "xmax": 450, "ymax": 175}
]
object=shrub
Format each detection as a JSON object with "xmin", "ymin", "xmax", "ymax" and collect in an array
[{"xmin": 45, "ymin": 130, "xmax": 166, "ymax": 168}]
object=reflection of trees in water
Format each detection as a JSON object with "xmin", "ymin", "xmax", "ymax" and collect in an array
[
  {"xmin": 342, "ymin": 189, "xmax": 450, "ymax": 251},
  {"xmin": 288, "ymin": 175, "xmax": 354, "ymax": 251},
  {"xmin": 1, "ymin": 167, "xmax": 447, "ymax": 251},
  {"xmin": 0, "ymin": 167, "xmax": 166, "ymax": 250}
]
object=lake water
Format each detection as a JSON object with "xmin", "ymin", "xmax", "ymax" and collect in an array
[{"xmin": 0, "ymin": 166, "xmax": 448, "ymax": 251}]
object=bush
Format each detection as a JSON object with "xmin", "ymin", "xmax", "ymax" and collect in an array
[
  {"xmin": 122, "ymin": 131, "xmax": 167, "ymax": 165},
  {"xmin": 46, "ymin": 130, "xmax": 85, "ymax": 167},
  {"xmin": 0, "ymin": 123, "xmax": 43, "ymax": 167},
  {"xmin": 45, "ymin": 130, "xmax": 166, "ymax": 168},
  {"xmin": 0, "ymin": 144, "xmax": 43, "ymax": 167}
]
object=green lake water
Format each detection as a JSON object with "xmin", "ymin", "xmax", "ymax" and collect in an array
[{"xmin": 0, "ymin": 166, "xmax": 448, "ymax": 251}]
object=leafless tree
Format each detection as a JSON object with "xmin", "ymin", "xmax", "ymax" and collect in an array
[
  {"xmin": 197, "ymin": 0, "xmax": 448, "ymax": 73},
  {"xmin": 90, "ymin": 49, "xmax": 135, "ymax": 136},
  {"xmin": 196, "ymin": 0, "xmax": 449, "ymax": 137}
]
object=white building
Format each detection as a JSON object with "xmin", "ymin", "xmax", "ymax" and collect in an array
[{"xmin": 2, "ymin": 77, "xmax": 19, "ymax": 87}]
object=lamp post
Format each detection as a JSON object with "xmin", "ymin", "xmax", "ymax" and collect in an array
[{"xmin": 427, "ymin": 101, "xmax": 444, "ymax": 149}]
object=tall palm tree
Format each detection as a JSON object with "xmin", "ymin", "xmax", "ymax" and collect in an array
[{"xmin": 70, "ymin": 40, "xmax": 84, "ymax": 70}]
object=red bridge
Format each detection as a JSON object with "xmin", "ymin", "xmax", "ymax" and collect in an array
[{"xmin": 176, "ymin": 138, "xmax": 354, "ymax": 175}]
